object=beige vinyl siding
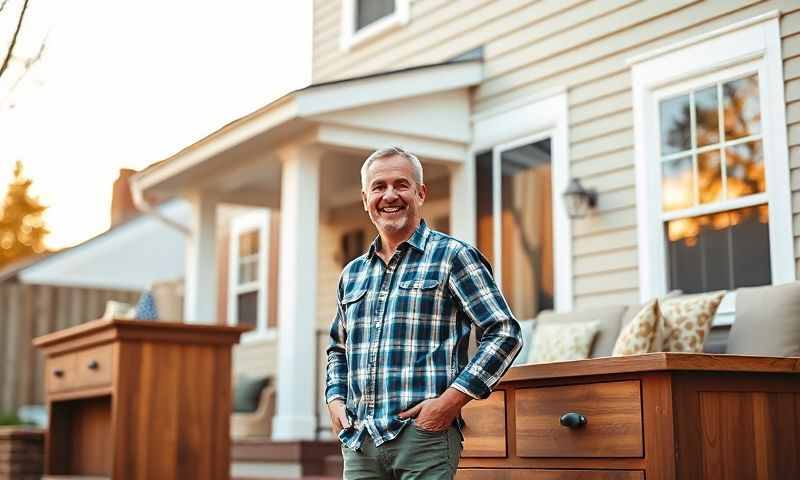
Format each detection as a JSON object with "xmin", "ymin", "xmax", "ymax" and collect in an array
[
  {"xmin": 784, "ymin": 8, "xmax": 800, "ymax": 276},
  {"xmin": 313, "ymin": 0, "xmax": 800, "ymax": 307}
]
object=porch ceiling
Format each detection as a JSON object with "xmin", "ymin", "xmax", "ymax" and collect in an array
[{"xmin": 131, "ymin": 60, "xmax": 482, "ymax": 206}]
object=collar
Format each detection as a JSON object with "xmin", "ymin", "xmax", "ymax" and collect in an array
[{"xmin": 366, "ymin": 219, "xmax": 430, "ymax": 260}]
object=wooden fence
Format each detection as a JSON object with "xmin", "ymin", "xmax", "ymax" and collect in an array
[{"xmin": 0, "ymin": 284, "xmax": 140, "ymax": 414}]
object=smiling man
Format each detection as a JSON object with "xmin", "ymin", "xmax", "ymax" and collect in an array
[{"xmin": 325, "ymin": 147, "xmax": 522, "ymax": 479}]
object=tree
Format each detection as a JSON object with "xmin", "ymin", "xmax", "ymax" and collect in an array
[{"xmin": 0, "ymin": 160, "xmax": 49, "ymax": 268}]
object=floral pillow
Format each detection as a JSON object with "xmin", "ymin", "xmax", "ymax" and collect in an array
[
  {"xmin": 612, "ymin": 300, "xmax": 660, "ymax": 356},
  {"xmin": 659, "ymin": 291, "xmax": 726, "ymax": 352},
  {"xmin": 528, "ymin": 321, "xmax": 599, "ymax": 363}
]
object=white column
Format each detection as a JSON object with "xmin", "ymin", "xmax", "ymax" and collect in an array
[
  {"xmin": 272, "ymin": 146, "xmax": 322, "ymax": 440},
  {"xmin": 449, "ymin": 156, "xmax": 476, "ymax": 246},
  {"xmin": 183, "ymin": 192, "xmax": 217, "ymax": 324}
]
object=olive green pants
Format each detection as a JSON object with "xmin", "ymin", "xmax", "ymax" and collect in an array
[{"xmin": 341, "ymin": 422, "xmax": 463, "ymax": 479}]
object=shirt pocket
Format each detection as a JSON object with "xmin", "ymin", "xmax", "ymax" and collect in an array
[{"xmin": 341, "ymin": 288, "xmax": 368, "ymax": 331}]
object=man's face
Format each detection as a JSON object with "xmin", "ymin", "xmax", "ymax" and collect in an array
[{"xmin": 362, "ymin": 155, "xmax": 427, "ymax": 239}]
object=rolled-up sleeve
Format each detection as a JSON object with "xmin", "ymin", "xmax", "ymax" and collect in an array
[
  {"xmin": 325, "ymin": 281, "xmax": 348, "ymax": 404},
  {"xmin": 447, "ymin": 245, "xmax": 522, "ymax": 399}
]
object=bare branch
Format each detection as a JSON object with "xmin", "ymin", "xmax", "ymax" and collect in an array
[
  {"xmin": 0, "ymin": 0, "xmax": 10, "ymax": 15},
  {"xmin": 0, "ymin": 0, "xmax": 31, "ymax": 80}
]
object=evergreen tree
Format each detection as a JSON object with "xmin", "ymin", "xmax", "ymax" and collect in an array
[{"xmin": 0, "ymin": 160, "xmax": 49, "ymax": 268}]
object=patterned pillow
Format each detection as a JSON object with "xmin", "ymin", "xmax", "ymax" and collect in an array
[
  {"xmin": 612, "ymin": 300, "xmax": 660, "ymax": 356},
  {"xmin": 528, "ymin": 321, "xmax": 599, "ymax": 363},
  {"xmin": 659, "ymin": 291, "xmax": 726, "ymax": 352}
]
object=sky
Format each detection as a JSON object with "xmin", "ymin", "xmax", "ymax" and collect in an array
[{"xmin": 0, "ymin": 0, "xmax": 312, "ymax": 250}]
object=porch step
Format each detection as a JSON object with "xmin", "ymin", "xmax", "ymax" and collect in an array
[{"xmin": 231, "ymin": 438, "xmax": 341, "ymax": 479}]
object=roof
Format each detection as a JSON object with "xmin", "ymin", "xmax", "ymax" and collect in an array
[{"xmin": 131, "ymin": 59, "xmax": 483, "ymax": 195}]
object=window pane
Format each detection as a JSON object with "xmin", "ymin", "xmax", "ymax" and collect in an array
[
  {"xmin": 726, "ymin": 140, "xmax": 765, "ymax": 199},
  {"xmin": 500, "ymin": 139, "xmax": 554, "ymax": 318},
  {"xmin": 694, "ymin": 86, "xmax": 720, "ymax": 147},
  {"xmin": 660, "ymin": 94, "xmax": 691, "ymax": 155},
  {"xmin": 697, "ymin": 149, "xmax": 722, "ymax": 205},
  {"xmin": 664, "ymin": 205, "xmax": 770, "ymax": 294},
  {"xmin": 356, "ymin": 0, "xmax": 395, "ymax": 31},
  {"xmin": 237, "ymin": 291, "xmax": 258, "ymax": 327},
  {"xmin": 661, "ymin": 156, "xmax": 693, "ymax": 211},
  {"xmin": 239, "ymin": 230, "xmax": 259, "ymax": 257},
  {"xmin": 475, "ymin": 150, "xmax": 494, "ymax": 265},
  {"xmin": 723, "ymin": 75, "xmax": 760, "ymax": 141},
  {"xmin": 238, "ymin": 259, "xmax": 258, "ymax": 284}
]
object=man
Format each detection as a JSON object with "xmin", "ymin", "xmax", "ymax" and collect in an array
[{"xmin": 325, "ymin": 147, "xmax": 522, "ymax": 479}]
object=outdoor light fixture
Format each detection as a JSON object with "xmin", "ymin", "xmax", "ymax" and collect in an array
[{"xmin": 563, "ymin": 178, "xmax": 597, "ymax": 219}]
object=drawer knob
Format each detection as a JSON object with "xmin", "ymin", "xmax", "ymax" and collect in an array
[
  {"xmin": 53, "ymin": 369, "xmax": 64, "ymax": 378},
  {"xmin": 559, "ymin": 412, "xmax": 587, "ymax": 429},
  {"xmin": 87, "ymin": 360, "xmax": 100, "ymax": 370}
]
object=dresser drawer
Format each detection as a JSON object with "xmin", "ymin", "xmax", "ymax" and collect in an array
[
  {"xmin": 45, "ymin": 344, "xmax": 114, "ymax": 394},
  {"xmin": 457, "ymin": 469, "xmax": 644, "ymax": 479},
  {"xmin": 515, "ymin": 380, "xmax": 643, "ymax": 458},
  {"xmin": 461, "ymin": 390, "xmax": 506, "ymax": 457}
]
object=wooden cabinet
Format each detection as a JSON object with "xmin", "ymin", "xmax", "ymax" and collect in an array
[
  {"xmin": 34, "ymin": 318, "xmax": 248, "ymax": 480},
  {"xmin": 458, "ymin": 353, "xmax": 800, "ymax": 480}
]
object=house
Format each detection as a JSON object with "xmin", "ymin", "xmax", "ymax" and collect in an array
[
  {"xmin": 0, "ymin": 169, "xmax": 190, "ymax": 415},
  {"xmin": 129, "ymin": 0, "xmax": 800, "ymax": 453}
]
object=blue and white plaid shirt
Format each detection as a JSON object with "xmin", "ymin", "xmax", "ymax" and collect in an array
[{"xmin": 325, "ymin": 220, "xmax": 522, "ymax": 450}]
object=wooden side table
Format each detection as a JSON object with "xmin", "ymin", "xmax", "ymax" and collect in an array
[
  {"xmin": 33, "ymin": 318, "xmax": 249, "ymax": 480},
  {"xmin": 458, "ymin": 353, "xmax": 800, "ymax": 480}
]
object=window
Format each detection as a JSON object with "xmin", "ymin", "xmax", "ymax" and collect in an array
[
  {"xmin": 228, "ymin": 210, "xmax": 272, "ymax": 341},
  {"xmin": 631, "ymin": 12, "xmax": 794, "ymax": 319},
  {"xmin": 471, "ymin": 90, "xmax": 573, "ymax": 314},
  {"xmin": 340, "ymin": 0, "xmax": 409, "ymax": 51}
]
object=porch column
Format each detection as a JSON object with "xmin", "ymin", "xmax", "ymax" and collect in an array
[
  {"xmin": 272, "ymin": 145, "xmax": 322, "ymax": 440},
  {"xmin": 184, "ymin": 192, "xmax": 217, "ymax": 324},
  {"xmin": 449, "ymin": 156, "xmax": 476, "ymax": 245}
]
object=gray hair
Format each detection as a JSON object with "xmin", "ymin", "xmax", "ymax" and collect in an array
[{"xmin": 360, "ymin": 146, "xmax": 424, "ymax": 191}]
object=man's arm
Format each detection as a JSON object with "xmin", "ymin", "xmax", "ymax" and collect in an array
[
  {"xmin": 447, "ymin": 244, "xmax": 523, "ymax": 399},
  {"xmin": 325, "ymin": 284, "xmax": 350, "ymax": 435},
  {"xmin": 399, "ymin": 244, "xmax": 522, "ymax": 431}
]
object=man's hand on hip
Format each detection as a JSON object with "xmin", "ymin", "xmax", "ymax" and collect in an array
[
  {"xmin": 327, "ymin": 399, "xmax": 350, "ymax": 436},
  {"xmin": 398, "ymin": 387, "xmax": 472, "ymax": 432}
]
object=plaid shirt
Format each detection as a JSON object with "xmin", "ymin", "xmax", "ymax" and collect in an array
[{"xmin": 325, "ymin": 220, "xmax": 522, "ymax": 450}]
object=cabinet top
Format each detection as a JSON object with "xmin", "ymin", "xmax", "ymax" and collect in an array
[
  {"xmin": 503, "ymin": 353, "xmax": 800, "ymax": 383},
  {"xmin": 33, "ymin": 318, "xmax": 252, "ymax": 352}
]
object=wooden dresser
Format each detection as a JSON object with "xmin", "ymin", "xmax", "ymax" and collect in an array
[
  {"xmin": 33, "ymin": 318, "xmax": 249, "ymax": 480},
  {"xmin": 458, "ymin": 353, "xmax": 800, "ymax": 480}
]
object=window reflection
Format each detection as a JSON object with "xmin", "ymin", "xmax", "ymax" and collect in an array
[
  {"xmin": 723, "ymin": 75, "xmax": 760, "ymax": 141},
  {"xmin": 660, "ymin": 94, "xmax": 691, "ymax": 155},
  {"xmin": 665, "ymin": 205, "xmax": 770, "ymax": 293},
  {"xmin": 661, "ymin": 156, "xmax": 693, "ymax": 211},
  {"xmin": 726, "ymin": 140, "xmax": 765, "ymax": 199},
  {"xmin": 697, "ymin": 149, "xmax": 722, "ymax": 204},
  {"xmin": 695, "ymin": 86, "xmax": 719, "ymax": 147}
]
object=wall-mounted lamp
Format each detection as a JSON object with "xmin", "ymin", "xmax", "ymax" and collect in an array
[{"xmin": 563, "ymin": 178, "xmax": 597, "ymax": 219}]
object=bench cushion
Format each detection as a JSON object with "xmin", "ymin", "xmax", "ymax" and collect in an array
[{"xmin": 728, "ymin": 281, "xmax": 800, "ymax": 357}]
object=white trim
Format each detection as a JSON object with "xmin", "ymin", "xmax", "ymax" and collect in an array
[
  {"xmin": 228, "ymin": 209, "xmax": 273, "ymax": 343},
  {"xmin": 631, "ymin": 13, "xmax": 794, "ymax": 306},
  {"xmin": 340, "ymin": 0, "xmax": 410, "ymax": 51},
  {"xmin": 472, "ymin": 92, "xmax": 573, "ymax": 312}
]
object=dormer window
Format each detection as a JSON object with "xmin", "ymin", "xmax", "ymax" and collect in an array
[{"xmin": 341, "ymin": 0, "xmax": 409, "ymax": 51}]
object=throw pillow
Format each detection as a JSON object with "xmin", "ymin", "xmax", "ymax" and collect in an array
[
  {"xmin": 612, "ymin": 300, "xmax": 660, "ymax": 356},
  {"xmin": 659, "ymin": 291, "xmax": 726, "ymax": 352},
  {"xmin": 528, "ymin": 321, "xmax": 600, "ymax": 363},
  {"xmin": 233, "ymin": 376, "xmax": 270, "ymax": 413}
]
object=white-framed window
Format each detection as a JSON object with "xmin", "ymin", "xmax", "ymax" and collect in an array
[
  {"xmin": 340, "ymin": 0, "xmax": 409, "ymax": 51},
  {"xmin": 228, "ymin": 210, "xmax": 273, "ymax": 342},
  {"xmin": 630, "ymin": 11, "xmax": 794, "ymax": 323},
  {"xmin": 471, "ymin": 90, "xmax": 573, "ymax": 315}
]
